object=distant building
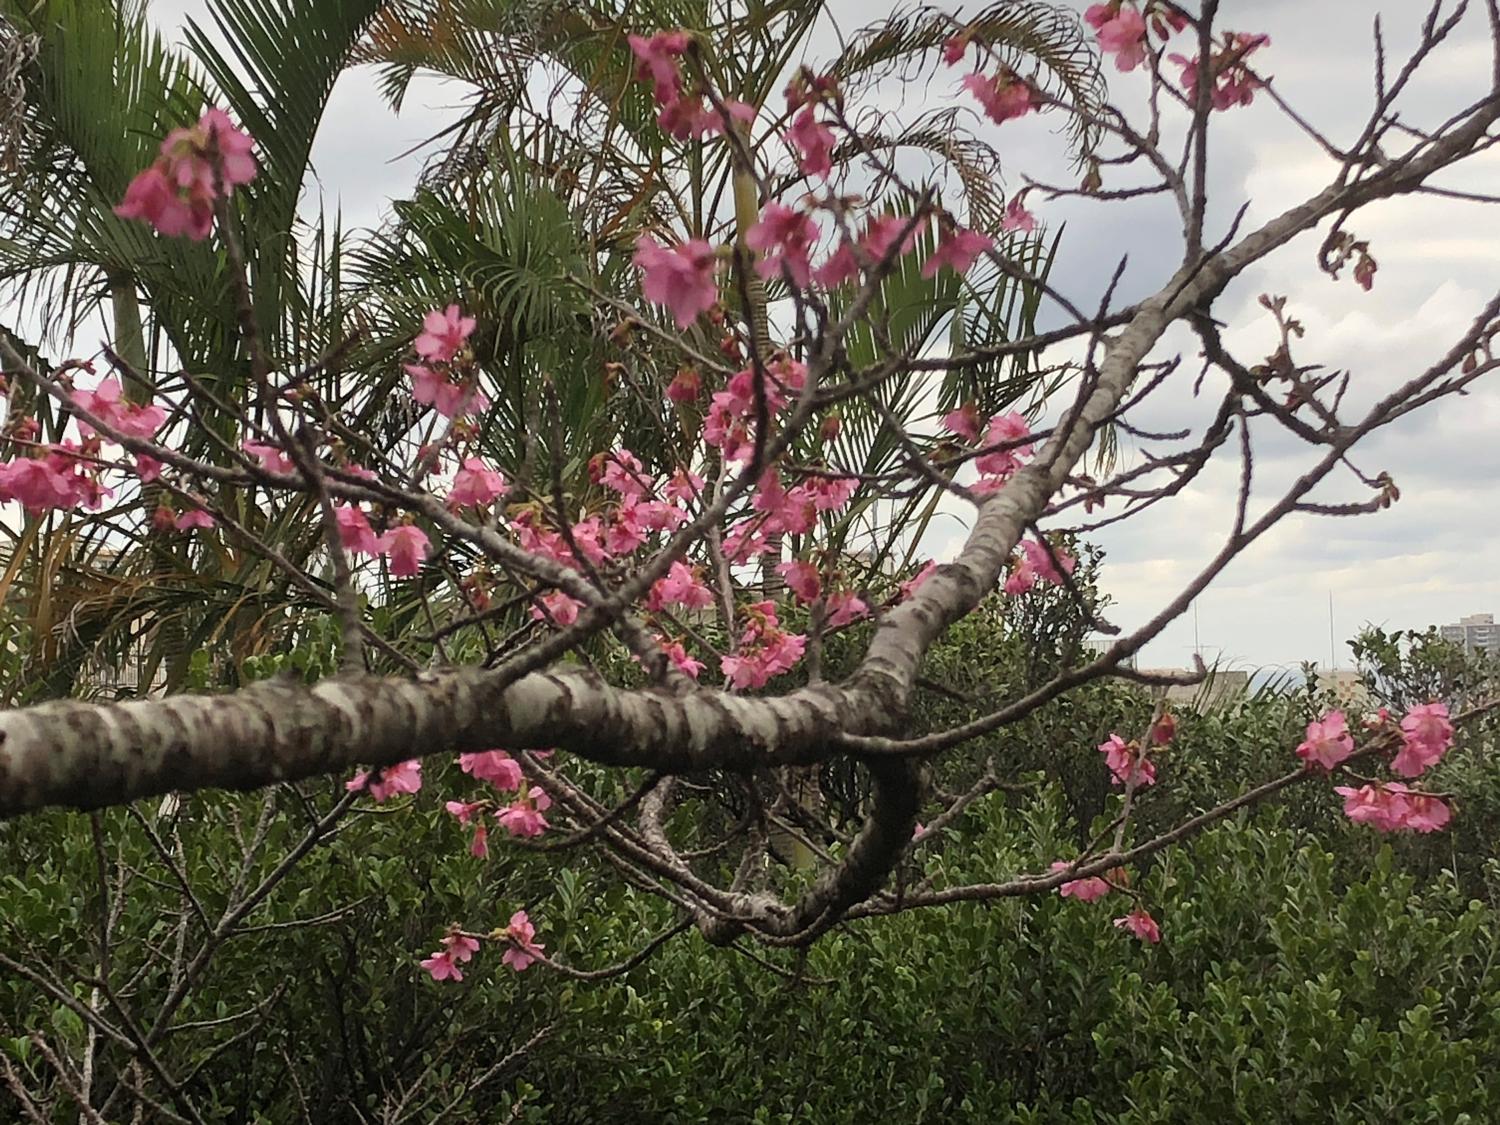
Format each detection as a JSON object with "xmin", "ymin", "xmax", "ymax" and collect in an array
[
  {"xmin": 1313, "ymin": 668, "xmax": 1371, "ymax": 708},
  {"xmin": 1439, "ymin": 613, "xmax": 1500, "ymax": 657}
]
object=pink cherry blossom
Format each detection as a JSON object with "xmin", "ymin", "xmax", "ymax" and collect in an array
[
  {"xmin": 414, "ymin": 304, "xmax": 476, "ymax": 364},
  {"xmin": 174, "ymin": 508, "xmax": 216, "ymax": 531},
  {"xmin": 497, "ymin": 786, "xmax": 552, "ymax": 838},
  {"xmin": 501, "ymin": 910, "xmax": 545, "ymax": 972},
  {"xmin": 0, "ymin": 458, "xmax": 83, "ymax": 511},
  {"xmin": 531, "ymin": 589, "xmax": 583, "ymax": 627},
  {"xmin": 1393, "ymin": 701, "xmax": 1454, "ymax": 777},
  {"xmin": 162, "ymin": 107, "xmax": 256, "ymax": 193},
  {"xmin": 1334, "ymin": 781, "xmax": 1450, "ymax": 833},
  {"xmin": 941, "ymin": 34, "xmax": 967, "ymax": 66},
  {"xmin": 1099, "ymin": 733, "xmax": 1156, "ymax": 788},
  {"xmin": 813, "ymin": 241, "xmax": 860, "ymax": 288},
  {"xmin": 634, "ymin": 235, "xmax": 719, "ymax": 328},
  {"xmin": 800, "ymin": 475, "xmax": 858, "ymax": 512},
  {"xmin": 652, "ymin": 635, "xmax": 706, "ymax": 679},
  {"xmin": 135, "ymin": 454, "xmax": 163, "ymax": 483},
  {"xmin": 1001, "ymin": 195, "xmax": 1037, "ymax": 233},
  {"xmin": 419, "ymin": 951, "xmax": 463, "ymax": 982},
  {"xmin": 647, "ymin": 560, "xmax": 716, "ymax": 612},
  {"xmin": 1050, "ymin": 861, "xmax": 1112, "ymax": 902},
  {"xmin": 975, "ymin": 411, "xmax": 1034, "ymax": 477},
  {"xmin": 115, "ymin": 165, "xmax": 214, "ymax": 240},
  {"xmin": 721, "ymin": 609, "xmax": 807, "ymax": 689},
  {"xmin": 459, "ymin": 750, "xmax": 524, "ymax": 791},
  {"xmin": 445, "ymin": 799, "xmax": 483, "ymax": 824},
  {"xmin": 860, "ymin": 213, "xmax": 920, "ymax": 263},
  {"xmin": 449, "ymin": 457, "xmax": 509, "ymax": 510},
  {"xmin": 1149, "ymin": 712, "xmax": 1178, "ymax": 747},
  {"xmin": 115, "ymin": 107, "xmax": 256, "ymax": 240},
  {"xmin": 664, "ymin": 468, "xmax": 705, "ymax": 504},
  {"xmin": 746, "ymin": 202, "xmax": 820, "ymax": 289},
  {"xmin": 824, "ymin": 590, "xmax": 869, "ymax": 628},
  {"xmin": 1085, "ymin": 4, "xmax": 1149, "ymax": 72},
  {"xmin": 777, "ymin": 559, "xmax": 822, "ymax": 603},
  {"xmin": 1402, "ymin": 790, "xmax": 1453, "ymax": 833},
  {"xmin": 658, "ymin": 95, "xmax": 756, "ymax": 141},
  {"xmin": 962, "ymin": 71, "xmax": 1037, "ymax": 125},
  {"xmin": 334, "ymin": 504, "xmax": 382, "ymax": 555},
  {"xmin": 1114, "ymin": 908, "xmax": 1162, "ymax": 943},
  {"xmin": 70, "ymin": 379, "xmax": 166, "ymax": 441},
  {"xmin": 628, "ymin": 30, "xmax": 692, "ymax": 106},
  {"xmin": 594, "ymin": 448, "xmax": 649, "ymax": 498},
  {"xmin": 1171, "ymin": 33, "xmax": 1270, "ymax": 112},
  {"xmin": 813, "ymin": 214, "xmax": 922, "ymax": 288},
  {"xmin": 405, "ymin": 362, "xmax": 489, "ymax": 419},
  {"xmin": 346, "ymin": 758, "xmax": 423, "ymax": 803},
  {"xmin": 751, "ymin": 471, "xmax": 817, "ymax": 535},
  {"xmin": 1006, "ymin": 536, "xmax": 1073, "ymax": 592},
  {"xmin": 787, "ymin": 105, "xmax": 836, "ymax": 178},
  {"xmin": 920, "ymin": 226, "xmax": 995, "ymax": 279},
  {"xmin": 942, "ymin": 404, "xmax": 983, "ymax": 442},
  {"xmin": 468, "ymin": 821, "xmax": 489, "ymax": 856},
  {"xmin": 382, "ymin": 524, "xmax": 430, "ymax": 578},
  {"xmin": 243, "ymin": 440, "xmax": 294, "ymax": 475},
  {"xmin": 194, "ymin": 107, "xmax": 257, "ymax": 187},
  {"xmin": 445, "ymin": 933, "xmax": 480, "ymax": 964},
  {"xmin": 1295, "ymin": 709, "xmax": 1355, "ymax": 770}
]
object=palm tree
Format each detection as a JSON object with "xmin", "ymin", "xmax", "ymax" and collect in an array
[
  {"xmin": 350, "ymin": 0, "xmax": 1103, "ymax": 552},
  {"xmin": 0, "ymin": 0, "xmax": 388, "ymax": 698},
  {"xmin": 0, "ymin": 0, "xmax": 1103, "ymax": 700}
]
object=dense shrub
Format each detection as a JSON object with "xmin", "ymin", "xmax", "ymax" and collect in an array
[{"xmin": 6, "ymin": 602, "xmax": 1500, "ymax": 1120}]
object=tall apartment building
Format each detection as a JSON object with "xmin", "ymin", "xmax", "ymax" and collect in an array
[{"xmin": 1439, "ymin": 613, "xmax": 1500, "ymax": 657}]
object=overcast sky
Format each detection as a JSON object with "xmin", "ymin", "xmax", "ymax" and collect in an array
[{"xmin": 137, "ymin": 0, "xmax": 1499, "ymax": 675}]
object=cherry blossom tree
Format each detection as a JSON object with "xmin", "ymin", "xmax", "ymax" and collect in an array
[{"xmin": 2, "ymin": 0, "xmax": 1498, "ymax": 1033}]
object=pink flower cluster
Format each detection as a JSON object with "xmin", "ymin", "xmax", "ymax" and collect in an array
[
  {"xmin": 405, "ymin": 304, "xmax": 488, "ymax": 418},
  {"xmin": 1295, "ymin": 709, "xmax": 1355, "ymax": 770},
  {"xmin": 345, "ymin": 759, "xmax": 423, "ymax": 803},
  {"xmin": 1086, "ymin": 3, "xmax": 1151, "ymax": 71},
  {"xmin": 115, "ymin": 107, "xmax": 257, "ymax": 239},
  {"xmin": 1004, "ymin": 537, "xmax": 1075, "ymax": 595},
  {"xmin": 0, "ymin": 442, "xmax": 111, "ymax": 514},
  {"xmin": 920, "ymin": 225, "xmax": 995, "ymax": 279},
  {"xmin": 629, "ymin": 30, "xmax": 756, "ymax": 141},
  {"xmin": 814, "ymin": 213, "xmax": 920, "ymax": 288},
  {"xmin": 1393, "ymin": 702, "xmax": 1454, "ymax": 777},
  {"xmin": 1294, "ymin": 703, "xmax": 1456, "ymax": 831},
  {"xmin": 704, "ymin": 358, "xmax": 808, "ymax": 465},
  {"xmin": 1334, "ymin": 782, "xmax": 1452, "ymax": 833},
  {"xmin": 1098, "ymin": 732, "xmax": 1156, "ymax": 788},
  {"xmin": 71, "ymin": 378, "xmax": 167, "ymax": 442},
  {"xmin": 504, "ymin": 448, "xmax": 693, "ymax": 589},
  {"xmin": 720, "ymin": 601, "xmax": 807, "ymax": 690},
  {"xmin": 334, "ymin": 504, "xmax": 432, "ymax": 578},
  {"xmin": 747, "ymin": 202, "xmax": 820, "ymax": 288},
  {"xmin": 420, "ymin": 932, "xmax": 480, "ymax": 982},
  {"xmin": 450, "ymin": 749, "xmax": 553, "ymax": 852},
  {"xmin": 942, "ymin": 407, "xmax": 1035, "ymax": 493},
  {"xmin": 634, "ymin": 236, "xmax": 720, "ymax": 328},
  {"xmin": 501, "ymin": 910, "xmax": 546, "ymax": 972},
  {"xmin": 1171, "ymin": 31, "xmax": 1271, "ymax": 112},
  {"xmin": 419, "ymin": 910, "xmax": 546, "ymax": 981},
  {"xmin": 1049, "ymin": 861, "xmax": 1161, "ymax": 942},
  {"xmin": 961, "ymin": 69, "xmax": 1038, "ymax": 126}
]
